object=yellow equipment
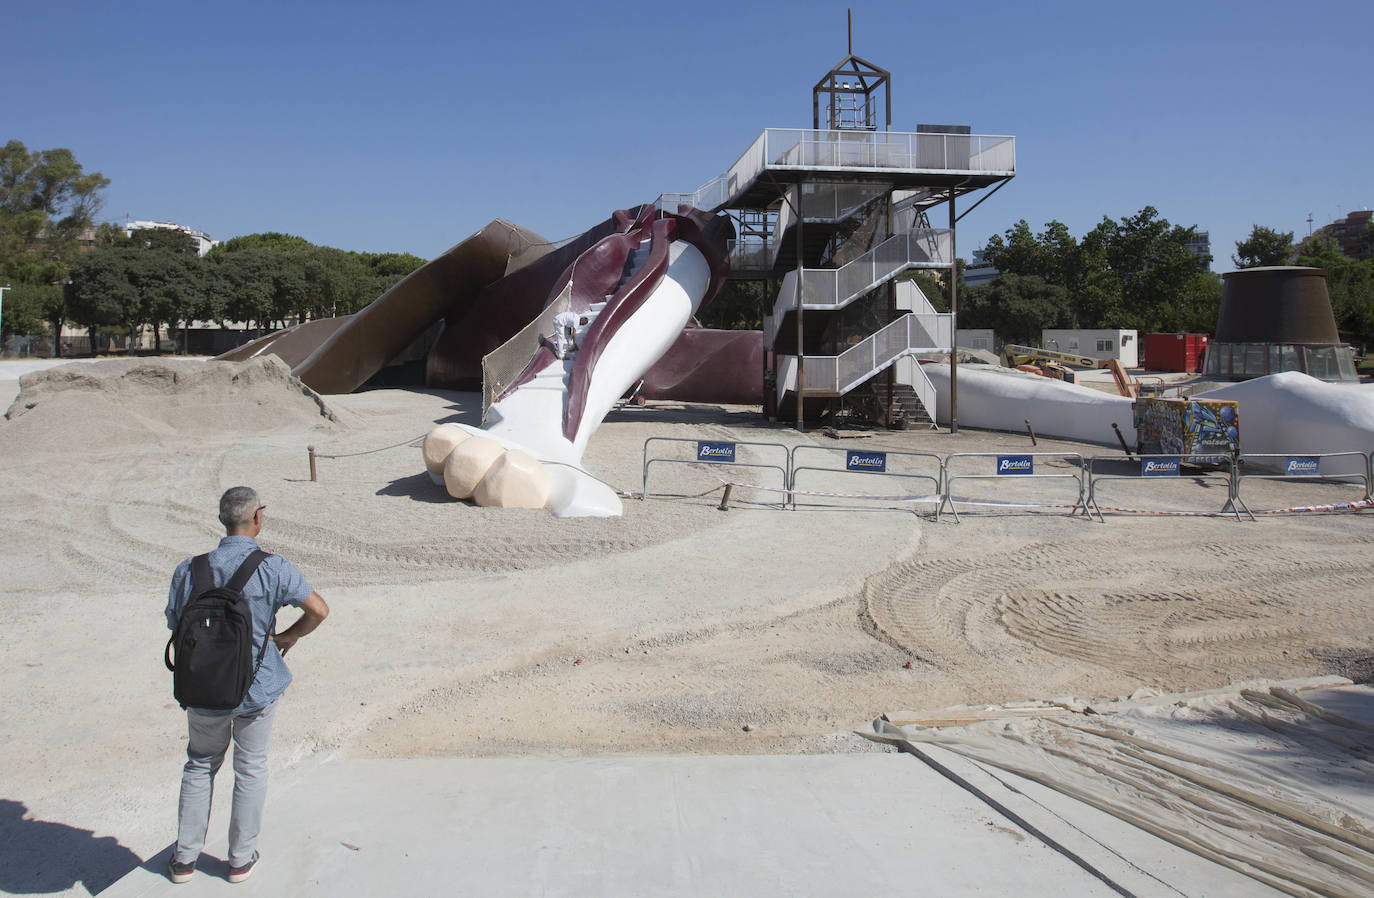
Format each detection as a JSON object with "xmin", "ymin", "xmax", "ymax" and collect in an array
[
  {"xmin": 1000, "ymin": 344, "xmax": 1141, "ymax": 396},
  {"xmin": 1000, "ymin": 343, "xmax": 1105, "ymax": 369}
]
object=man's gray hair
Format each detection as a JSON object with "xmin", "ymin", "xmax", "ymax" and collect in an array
[{"xmin": 219, "ymin": 486, "xmax": 260, "ymax": 530}]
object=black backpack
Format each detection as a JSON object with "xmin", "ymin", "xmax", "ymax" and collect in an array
[{"xmin": 164, "ymin": 550, "xmax": 273, "ymax": 710}]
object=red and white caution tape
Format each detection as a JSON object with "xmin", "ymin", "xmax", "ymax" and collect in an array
[
  {"xmin": 947, "ymin": 497, "xmax": 1083, "ymax": 510},
  {"xmin": 1249, "ymin": 498, "xmax": 1373, "ymax": 515},
  {"xmin": 1085, "ymin": 505, "xmax": 1233, "ymax": 517},
  {"xmin": 713, "ymin": 482, "xmax": 1373, "ymax": 516}
]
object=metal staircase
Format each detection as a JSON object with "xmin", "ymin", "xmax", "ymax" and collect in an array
[
  {"xmin": 763, "ymin": 227, "xmax": 952, "ymax": 347},
  {"xmin": 870, "ymin": 379, "xmax": 936, "ymax": 429}
]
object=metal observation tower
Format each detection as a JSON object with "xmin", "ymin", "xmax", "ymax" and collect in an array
[{"xmin": 659, "ymin": 33, "xmax": 1015, "ymax": 431}]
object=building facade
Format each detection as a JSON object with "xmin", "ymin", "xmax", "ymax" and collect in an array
[
  {"xmin": 1317, "ymin": 210, "xmax": 1372, "ymax": 261},
  {"xmin": 124, "ymin": 219, "xmax": 220, "ymax": 256}
]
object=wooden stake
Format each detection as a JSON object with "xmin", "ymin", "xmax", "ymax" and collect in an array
[
  {"xmin": 718, "ymin": 484, "xmax": 733, "ymax": 511},
  {"xmin": 308, "ymin": 445, "xmax": 317, "ymax": 482}
]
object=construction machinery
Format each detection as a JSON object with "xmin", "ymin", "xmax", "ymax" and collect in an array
[
  {"xmin": 999, "ymin": 344, "xmax": 1141, "ymax": 397},
  {"xmin": 1000, "ymin": 344, "xmax": 1104, "ymax": 370},
  {"xmin": 1000, "ymin": 344, "xmax": 1103, "ymax": 385}
]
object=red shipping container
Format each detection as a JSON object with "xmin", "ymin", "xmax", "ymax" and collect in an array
[{"xmin": 1143, "ymin": 333, "xmax": 1209, "ymax": 372}]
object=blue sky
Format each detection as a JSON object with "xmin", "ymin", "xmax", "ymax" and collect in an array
[{"xmin": 6, "ymin": 0, "xmax": 1370, "ymax": 272}]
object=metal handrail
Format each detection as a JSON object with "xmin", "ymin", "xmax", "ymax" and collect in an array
[
  {"xmin": 657, "ymin": 129, "xmax": 1016, "ymax": 214},
  {"xmin": 898, "ymin": 358, "xmax": 940, "ymax": 429},
  {"xmin": 769, "ymin": 229, "xmax": 952, "ymax": 328},
  {"xmin": 776, "ymin": 313, "xmax": 951, "ymax": 395}
]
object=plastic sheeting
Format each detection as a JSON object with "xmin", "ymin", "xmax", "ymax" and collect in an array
[{"xmin": 867, "ymin": 678, "xmax": 1374, "ymax": 898}]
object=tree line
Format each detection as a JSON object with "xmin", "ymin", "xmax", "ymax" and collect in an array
[
  {"xmin": 958, "ymin": 211, "xmax": 1374, "ymax": 349},
  {"xmin": 1, "ymin": 140, "xmax": 426, "ymax": 354}
]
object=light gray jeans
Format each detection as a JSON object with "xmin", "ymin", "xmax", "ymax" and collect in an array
[{"xmin": 175, "ymin": 700, "xmax": 278, "ymax": 868}]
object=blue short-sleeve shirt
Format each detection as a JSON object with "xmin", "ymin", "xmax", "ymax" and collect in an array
[{"xmin": 166, "ymin": 535, "xmax": 314, "ymax": 714}]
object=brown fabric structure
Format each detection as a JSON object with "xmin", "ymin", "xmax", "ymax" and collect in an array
[
  {"xmin": 424, "ymin": 210, "xmax": 645, "ymax": 391},
  {"xmin": 212, "ymin": 207, "xmax": 761, "ymax": 405},
  {"xmin": 1215, "ymin": 267, "xmax": 1341, "ymax": 344},
  {"xmin": 216, "ymin": 316, "xmax": 352, "ymax": 368},
  {"xmin": 290, "ymin": 219, "xmax": 551, "ymax": 394}
]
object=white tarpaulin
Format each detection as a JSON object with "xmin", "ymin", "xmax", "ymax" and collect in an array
[{"xmin": 868, "ymin": 678, "xmax": 1374, "ymax": 898}]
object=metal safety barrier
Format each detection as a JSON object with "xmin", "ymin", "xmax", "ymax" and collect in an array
[
  {"xmin": 642, "ymin": 437, "xmax": 790, "ymax": 507},
  {"xmin": 635, "ymin": 434, "xmax": 1374, "ymax": 524},
  {"xmin": 1236, "ymin": 452, "xmax": 1373, "ymax": 510},
  {"xmin": 789, "ymin": 445, "xmax": 943, "ymax": 510},
  {"xmin": 940, "ymin": 452, "xmax": 1087, "ymax": 523},
  {"xmin": 1086, "ymin": 454, "xmax": 1246, "ymax": 523}
]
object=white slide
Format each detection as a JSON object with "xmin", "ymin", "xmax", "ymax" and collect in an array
[{"xmin": 471, "ymin": 239, "xmax": 712, "ymax": 516}]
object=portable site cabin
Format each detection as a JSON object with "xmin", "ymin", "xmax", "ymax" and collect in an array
[
  {"xmin": 956, "ymin": 329, "xmax": 995, "ymax": 353},
  {"xmin": 1040, "ymin": 329, "xmax": 1138, "ymax": 368}
]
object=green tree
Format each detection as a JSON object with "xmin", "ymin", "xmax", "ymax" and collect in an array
[
  {"xmin": 960, "ymin": 274, "xmax": 1070, "ymax": 345},
  {"xmin": 206, "ymin": 250, "xmax": 285, "ymax": 331},
  {"xmin": 977, "ymin": 208, "xmax": 1214, "ymax": 336},
  {"xmin": 698, "ymin": 278, "xmax": 772, "ymax": 330},
  {"xmin": 1233, "ymin": 225, "xmax": 1293, "ymax": 268},
  {"xmin": 1297, "ymin": 234, "xmax": 1374, "ymax": 346},
  {"xmin": 1, "ymin": 282, "xmax": 62, "ymax": 342},
  {"xmin": 288, "ymin": 245, "xmax": 374, "ymax": 319},
  {"xmin": 132, "ymin": 246, "xmax": 206, "ymax": 351},
  {"xmin": 66, "ymin": 249, "xmax": 142, "ymax": 349},
  {"xmin": 0, "ymin": 141, "xmax": 110, "ymax": 268},
  {"xmin": 361, "ymin": 251, "xmax": 427, "ymax": 278},
  {"xmin": 1080, "ymin": 206, "xmax": 1211, "ymax": 332},
  {"xmin": 210, "ymin": 231, "xmax": 313, "ymax": 256}
]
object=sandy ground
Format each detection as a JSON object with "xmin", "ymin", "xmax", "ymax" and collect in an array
[{"xmin": 2, "ymin": 357, "xmax": 1373, "ymax": 895}]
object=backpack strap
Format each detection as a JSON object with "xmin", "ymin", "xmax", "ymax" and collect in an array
[
  {"xmin": 168, "ymin": 554, "xmax": 216, "ymax": 672},
  {"xmin": 225, "ymin": 551, "xmax": 277, "ymax": 692},
  {"xmin": 190, "ymin": 553, "xmax": 213, "ymax": 596},
  {"xmin": 226, "ymin": 549, "xmax": 272, "ymax": 593}
]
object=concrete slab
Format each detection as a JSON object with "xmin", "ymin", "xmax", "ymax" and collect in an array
[{"xmin": 103, "ymin": 753, "xmax": 1273, "ymax": 897}]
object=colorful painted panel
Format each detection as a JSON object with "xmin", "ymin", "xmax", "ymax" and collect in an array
[{"xmin": 1134, "ymin": 399, "xmax": 1239, "ymax": 456}]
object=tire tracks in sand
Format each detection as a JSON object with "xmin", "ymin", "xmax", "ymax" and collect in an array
[{"xmin": 862, "ymin": 518, "xmax": 1374, "ymax": 693}]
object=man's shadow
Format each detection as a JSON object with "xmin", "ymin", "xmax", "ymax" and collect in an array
[{"xmin": 0, "ymin": 798, "xmax": 142, "ymax": 894}]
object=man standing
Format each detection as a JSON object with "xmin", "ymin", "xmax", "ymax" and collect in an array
[{"xmin": 164, "ymin": 487, "xmax": 329, "ymax": 884}]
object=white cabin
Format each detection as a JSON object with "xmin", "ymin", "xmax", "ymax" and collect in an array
[{"xmin": 1040, "ymin": 329, "xmax": 1138, "ymax": 367}]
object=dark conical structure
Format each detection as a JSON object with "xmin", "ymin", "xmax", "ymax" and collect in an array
[{"xmin": 1201, "ymin": 267, "xmax": 1357, "ymax": 382}]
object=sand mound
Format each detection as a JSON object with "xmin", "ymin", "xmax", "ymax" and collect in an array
[{"xmin": 1, "ymin": 356, "xmax": 349, "ymax": 448}]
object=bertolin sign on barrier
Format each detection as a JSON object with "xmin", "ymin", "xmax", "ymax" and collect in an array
[
  {"xmin": 1086, "ymin": 453, "xmax": 1245, "ymax": 522},
  {"xmin": 697, "ymin": 441, "xmax": 736, "ymax": 463},
  {"xmin": 846, "ymin": 450, "xmax": 886, "ymax": 473},
  {"xmin": 941, "ymin": 452, "xmax": 1086, "ymax": 522},
  {"xmin": 1285, "ymin": 457, "xmax": 1320, "ymax": 476},
  {"xmin": 997, "ymin": 455, "xmax": 1034, "ymax": 475},
  {"xmin": 789, "ymin": 445, "xmax": 943, "ymax": 510},
  {"xmin": 642, "ymin": 437, "xmax": 789, "ymax": 507},
  {"xmin": 1141, "ymin": 457, "xmax": 1181, "ymax": 476},
  {"xmin": 1235, "ymin": 451, "xmax": 1373, "ymax": 512}
]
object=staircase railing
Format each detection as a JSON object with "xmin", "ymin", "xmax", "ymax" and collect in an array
[
  {"xmin": 766, "ymin": 228, "xmax": 952, "ymax": 338},
  {"xmin": 775, "ymin": 313, "xmax": 951, "ymax": 397},
  {"xmin": 894, "ymin": 355, "xmax": 939, "ymax": 425},
  {"xmin": 657, "ymin": 129, "xmax": 1015, "ymax": 214}
]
